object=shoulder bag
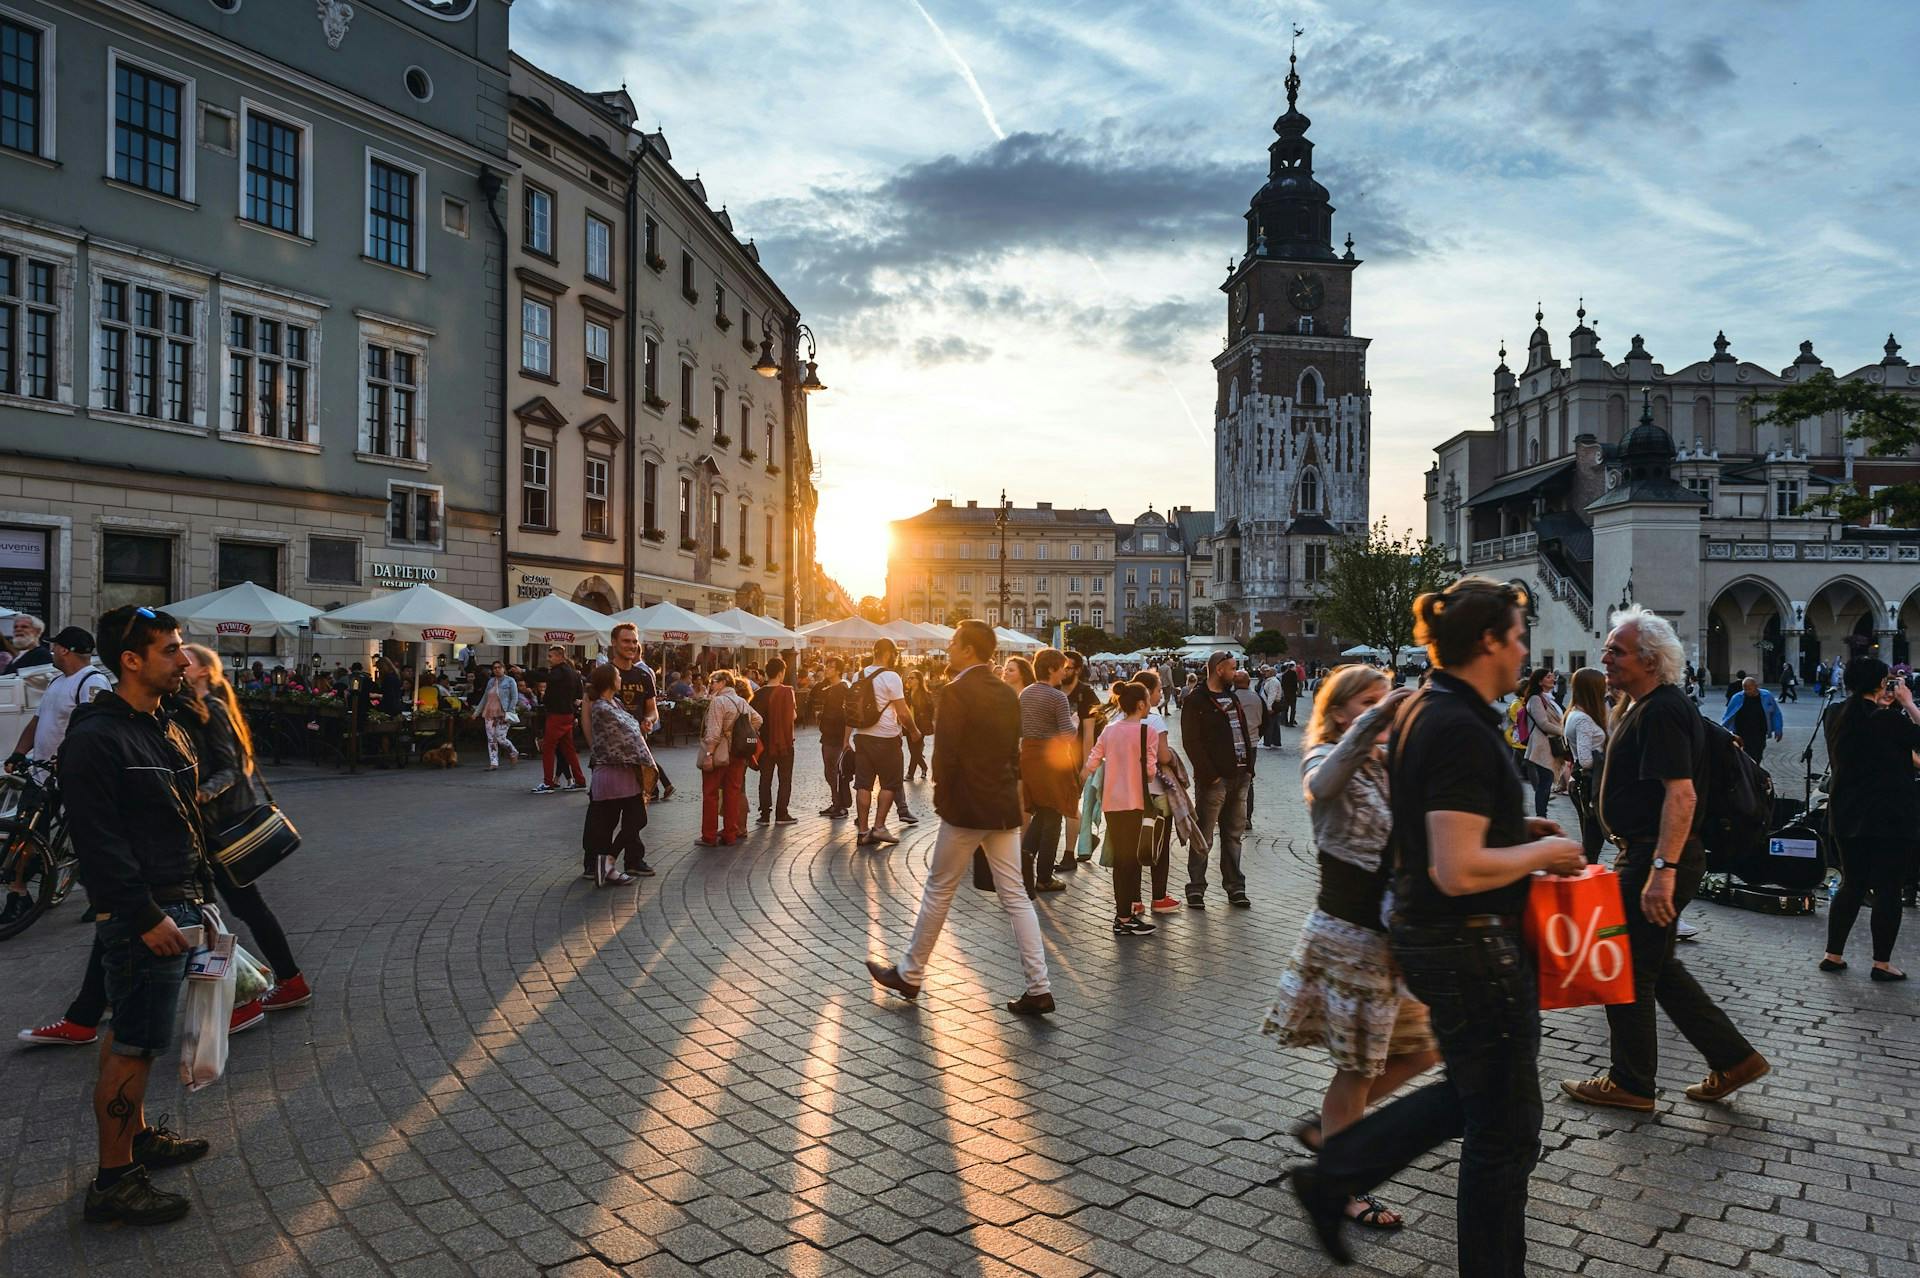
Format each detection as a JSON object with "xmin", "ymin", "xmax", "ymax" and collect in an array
[
  {"xmin": 209, "ymin": 777, "xmax": 302, "ymax": 889},
  {"xmin": 1529, "ymin": 701, "xmax": 1571, "ymax": 762}
]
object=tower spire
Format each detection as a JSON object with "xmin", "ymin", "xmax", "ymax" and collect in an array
[{"xmin": 1286, "ymin": 24, "xmax": 1304, "ymax": 110}]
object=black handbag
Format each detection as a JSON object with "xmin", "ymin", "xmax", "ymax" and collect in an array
[
  {"xmin": 211, "ymin": 803, "xmax": 301, "ymax": 888},
  {"xmin": 972, "ymin": 845, "xmax": 996, "ymax": 892}
]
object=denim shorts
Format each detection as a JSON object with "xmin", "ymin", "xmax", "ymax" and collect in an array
[
  {"xmin": 98, "ymin": 901, "xmax": 203, "ymax": 1058},
  {"xmin": 853, "ymin": 734, "xmax": 903, "ymax": 791}
]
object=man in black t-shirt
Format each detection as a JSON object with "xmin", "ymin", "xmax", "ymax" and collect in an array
[
  {"xmin": 816, "ymin": 658, "xmax": 853, "ymax": 817},
  {"xmin": 1560, "ymin": 608, "xmax": 1766, "ymax": 1113},
  {"xmin": 1297, "ymin": 578, "xmax": 1583, "ymax": 1277},
  {"xmin": 532, "ymin": 645, "xmax": 585, "ymax": 794}
]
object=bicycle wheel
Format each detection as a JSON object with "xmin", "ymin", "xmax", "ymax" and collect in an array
[{"xmin": 0, "ymin": 828, "xmax": 50, "ymax": 941}]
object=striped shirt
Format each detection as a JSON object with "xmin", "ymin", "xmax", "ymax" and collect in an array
[{"xmin": 1019, "ymin": 683, "xmax": 1076, "ymax": 739}]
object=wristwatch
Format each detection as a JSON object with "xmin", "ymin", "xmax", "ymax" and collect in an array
[{"xmin": 1652, "ymin": 856, "xmax": 1676, "ymax": 870}]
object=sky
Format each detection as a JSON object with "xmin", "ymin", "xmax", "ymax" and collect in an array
[{"xmin": 512, "ymin": 0, "xmax": 1920, "ymax": 601}]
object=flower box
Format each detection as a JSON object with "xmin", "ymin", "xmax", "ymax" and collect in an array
[
  {"xmin": 680, "ymin": 413, "xmax": 702, "ymax": 431},
  {"xmin": 714, "ymin": 433, "xmax": 733, "ymax": 448},
  {"xmin": 715, "ymin": 313, "xmax": 732, "ymax": 331},
  {"xmin": 741, "ymin": 448, "xmax": 758, "ymax": 462},
  {"xmin": 644, "ymin": 528, "xmax": 666, "ymax": 542},
  {"xmin": 679, "ymin": 537, "xmax": 699, "ymax": 551},
  {"xmin": 644, "ymin": 392, "xmax": 668, "ymax": 411},
  {"xmin": 712, "ymin": 547, "xmax": 731, "ymax": 561},
  {"xmin": 646, "ymin": 251, "xmax": 667, "ymax": 273}
]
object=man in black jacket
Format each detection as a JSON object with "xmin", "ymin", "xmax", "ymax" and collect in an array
[
  {"xmin": 815, "ymin": 658, "xmax": 853, "ymax": 817},
  {"xmin": 1180, "ymin": 650, "xmax": 1258, "ymax": 908},
  {"xmin": 865, "ymin": 619, "xmax": 1053, "ymax": 1014},
  {"xmin": 65, "ymin": 605, "xmax": 213, "ymax": 1226}
]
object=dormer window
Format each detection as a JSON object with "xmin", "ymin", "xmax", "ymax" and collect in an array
[{"xmin": 1299, "ymin": 467, "xmax": 1321, "ymax": 514}]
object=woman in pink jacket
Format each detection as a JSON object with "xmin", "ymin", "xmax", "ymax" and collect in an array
[{"xmin": 1080, "ymin": 680, "xmax": 1177, "ymax": 936}]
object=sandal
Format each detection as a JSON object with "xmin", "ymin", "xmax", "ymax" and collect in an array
[
  {"xmin": 1346, "ymin": 1195, "xmax": 1403, "ymax": 1231},
  {"xmin": 1290, "ymin": 1116, "xmax": 1323, "ymax": 1154},
  {"xmin": 602, "ymin": 870, "xmax": 634, "ymax": 887}
]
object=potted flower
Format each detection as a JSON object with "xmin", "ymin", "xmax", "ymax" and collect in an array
[
  {"xmin": 644, "ymin": 391, "xmax": 669, "ymax": 411},
  {"xmin": 765, "ymin": 462, "xmax": 781, "ymax": 476},
  {"xmin": 645, "ymin": 250, "xmax": 667, "ymax": 273},
  {"xmin": 741, "ymin": 447, "xmax": 758, "ymax": 462},
  {"xmin": 715, "ymin": 312, "xmax": 732, "ymax": 332},
  {"xmin": 679, "ymin": 536, "xmax": 699, "ymax": 552},
  {"xmin": 741, "ymin": 553, "xmax": 756, "ymax": 567},
  {"xmin": 680, "ymin": 412, "xmax": 702, "ymax": 431},
  {"xmin": 714, "ymin": 432, "xmax": 733, "ymax": 448},
  {"xmin": 713, "ymin": 547, "xmax": 731, "ymax": 561},
  {"xmin": 644, "ymin": 527, "xmax": 667, "ymax": 543}
]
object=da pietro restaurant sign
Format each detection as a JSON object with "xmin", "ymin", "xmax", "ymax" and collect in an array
[{"xmin": 371, "ymin": 562, "xmax": 442, "ymax": 589}]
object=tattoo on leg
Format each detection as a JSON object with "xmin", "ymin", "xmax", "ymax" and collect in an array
[{"xmin": 105, "ymin": 1075, "xmax": 138, "ymax": 1135}]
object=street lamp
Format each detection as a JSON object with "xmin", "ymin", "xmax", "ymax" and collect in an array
[
  {"xmin": 996, "ymin": 489, "xmax": 1010, "ymax": 625},
  {"xmin": 755, "ymin": 320, "xmax": 826, "ymax": 394},
  {"xmin": 753, "ymin": 318, "xmax": 826, "ymax": 629}
]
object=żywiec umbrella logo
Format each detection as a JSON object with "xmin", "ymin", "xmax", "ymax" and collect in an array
[
  {"xmin": 215, "ymin": 622, "xmax": 254, "ymax": 636},
  {"xmin": 542, "ymin": 631, "xmax": 577, "ymax": 644},
  {"xmin": 421, "ymin": 627, "xmax": 458, "ymax": 641},
  {"xmin": 664, "ymin": 630, "xmax": 690, "ymax": 641}
]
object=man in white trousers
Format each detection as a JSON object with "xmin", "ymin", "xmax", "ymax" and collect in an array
[{"xmin": 864, "ymin": 618, "xmax": 1053, "ymax": 1014}]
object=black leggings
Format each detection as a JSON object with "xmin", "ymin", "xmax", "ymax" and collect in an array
[
  {"xmin": 1826, "ymin": 836, "xmax": 1913, "ymax": 964},
  {"xmin": 583, "ymin": 795, "xmax": 649, "ymax": 874},
  {"xmin": 66, "ymin": 876, "xmax": 301, "ymax": 1025},
  {"xmin": 1105, "ymin": 809, "xmax": 1147, "ymax": 917}
]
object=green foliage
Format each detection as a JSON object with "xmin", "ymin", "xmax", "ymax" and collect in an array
[
  {"xmin": 1755, "ymin": 371, "xmax": 1920, "ymax": 524},
  {"xmin": 1124, "ymin": 604, "xmax": 1189, "ymax": 650},
  {"xmin": 1066, "ymin": 624, "xmax": 1119, "ymax": 654},
  {"xmin": 1245, "ymin": 629, "xmax": 1288, "ymax": 658},
  {"xmin": 1189, "ymin": 604, "xmax": 1217, "ymax": 635},
  {"xmin": 1312, "ymin": 520, "xmax": 1456, "ymax": 666}
]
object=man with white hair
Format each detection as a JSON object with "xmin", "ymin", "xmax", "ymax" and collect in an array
[
  {"xmin": 9, "ymin": 613, "xmax": 51, "ymax": 671},
  {"xmin": 1561, "ymin": 606, "xmax": 1768, "ymax": 1114}
]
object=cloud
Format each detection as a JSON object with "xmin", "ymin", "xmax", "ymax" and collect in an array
[{"xmin": 912, "ymin": 334, "xmax": 994, "ymax": 365}]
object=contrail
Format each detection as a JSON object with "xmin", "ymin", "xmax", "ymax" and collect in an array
[
  {"xmin": 904, "ymin": 0, "xmax": 1209, "ymax": 447},
  {"xmin": 906, "ymin": 0, "xmax": 1007, "ymax": 141}
]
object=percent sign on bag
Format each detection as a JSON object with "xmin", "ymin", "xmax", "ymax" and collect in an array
[{"xmin": 1525, "ymin": 868, "xmax": 1636, "ymax": 1010}]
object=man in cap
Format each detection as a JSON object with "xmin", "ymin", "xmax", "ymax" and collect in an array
[{"xmin": 1, "ymin": 626, "xmax": 113, "ymax": 925}]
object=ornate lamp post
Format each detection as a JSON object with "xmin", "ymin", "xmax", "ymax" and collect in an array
[
  {"xmin": 996, "ymin": 489, "xmax": 1010, "ymax": 626},
  {"xmin": 754, "ymin": 320, "xmax": 825, "ymax": 627}
]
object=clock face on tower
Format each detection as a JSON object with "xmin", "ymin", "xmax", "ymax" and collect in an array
[{"xmin": 1287, "ymin": 272, "xmax": 1325, "ymax": 313}]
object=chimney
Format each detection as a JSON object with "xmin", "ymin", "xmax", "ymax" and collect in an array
[
  {"xmin": 1036, "ymin": 501, "xmax": 1052, "ymax": 511},
  {"xmin": 966, "ymin": 500, "xmax": 977, "ymax": 508},
  {"xmin": 934, "ymin": 498, "xmax": 953, "ymax": 509}
]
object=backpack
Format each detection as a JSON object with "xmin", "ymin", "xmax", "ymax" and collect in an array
[
  {"xmin": 847, "ymin": 668, "xmax": 885, "ymax": 731},
  {"xmin": 1698, "ymin": 716, "xmax": 1772, "ymax": 865},
  {"xmin": 728, "ymin": 697, "xmax": 758, "ymax": 761}
]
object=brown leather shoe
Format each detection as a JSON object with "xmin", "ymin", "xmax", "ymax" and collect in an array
[
  {"xmin": 864, "ymin": 960, "xmax": 921, "ymax": 999},
  {"xmin": 1559, "ymin": 1074, "xmax": 1655, "ymax": 1112},
  {"xmin": 1684, "ymin": 1052, "xmax": 1769, "ymax": 1102}
]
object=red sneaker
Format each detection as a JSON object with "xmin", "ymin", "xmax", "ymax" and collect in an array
[
  {"xmin": 16, "ymin": 1018, "xmax": 99, "ymax": 1046},
  {"xmin": 230, "ymin": 1000, "xmax": 265, "ymax": 1035},
  {"xmin": 260, "ymin": 973, "xmax": 312, "ymax": 1012},
  {"xmin": 1151, "ymin": 896, "xmax": 1181, "ymax": 914}
]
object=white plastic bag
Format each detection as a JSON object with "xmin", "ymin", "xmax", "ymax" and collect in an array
[
  {"xmin": 233, "ymin": 944, "xmax": 271, "ymax": 1004},
  {"xmin": 179, "ymin": 904, "xmax": 235, "ymax": 1093}
]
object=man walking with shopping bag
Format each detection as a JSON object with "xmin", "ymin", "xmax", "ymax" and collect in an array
[
  {"xmin": 1560, "ymin": 606, "xmax": 1769, "ymax": 1113},
  {"xmin": 64, "ymin": 605, "xmax": 216, "ymax": 1225}
]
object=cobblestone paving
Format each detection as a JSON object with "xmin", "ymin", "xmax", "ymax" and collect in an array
[{"xmin": 1, "ymin": 705, "xmax": 1915, "ymax": 1276}]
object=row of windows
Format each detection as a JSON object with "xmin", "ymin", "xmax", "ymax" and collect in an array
[
  {"xmin": 630, "ymin": 459, "xmax": 780, "ymax": 567},
  {"xmin": 923, "ymin": 540, "xmax": 1113, "ymax": 561},
  {"xmin": 909, "ymin": 574, "xmax": 1109, "ymax": 594},
  {"xmin": 1121, "ymin": 567, "xmax": 1182, "ymax": 586},
  {"xmin": 0, "ymin": 22, "xmax": 456, "ymax": 272},
  {"xmin": 1213, "ymin": 542, "xmax": 1327, "ymax": 584},
  {"xmin": 96, "ymin": 526, "xmax": 420, "ymax": 616},
  {"xmin": 640, "ymin": 336, "xmax": 778, "ymax": 466},
  {"xmin": 906, "ymin": 605, "xmax": 1107, "ymax": 630},
  {"xmin": 519, "ymin": 443, "xmax": 610, "ymax": 538}
]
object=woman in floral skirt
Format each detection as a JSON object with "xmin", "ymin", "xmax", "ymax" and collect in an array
[{"xmin": 1262, "ymin": 665, "xmax": 1439, "ymax": 1232}]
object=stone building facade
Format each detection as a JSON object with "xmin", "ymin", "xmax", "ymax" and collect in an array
[
  {"xmin": 1113, "ymin": 509, "xmax": 1188, "ymax": 636},
  {"xmin": 1208, "ymin": 50, "xmax": 1370, "ymax": 665},
  {"xmin": 0, "ymin": 0, "xmax": 510, "ymax": 656},
  {"xmin": 887, "ymin": 500, "xmax": 1115, "ymax": 635},
  {"xmin": 1428, "ymin": 315, "xmax": 1920, "ymax": 682}
]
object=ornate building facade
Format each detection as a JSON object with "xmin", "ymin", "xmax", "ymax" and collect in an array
[
  {"xmin": 1208, "ymin": 50, "xmax": 1370, "ymax": 662},
  {"xmin": 886, "ymin": 500, "xmax": 1114, "ymax": 634},
  {"xmin": 1428, "ymin": 315, "xmax": 1920, "ymax": 681}
]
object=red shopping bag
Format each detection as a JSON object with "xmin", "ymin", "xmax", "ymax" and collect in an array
[{"xmin": 1523, "ymin": 865, "xmax": 1635, "ymax": 1010}]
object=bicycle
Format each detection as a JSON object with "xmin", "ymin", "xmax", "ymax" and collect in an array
[{"xmin": 0, "ymin": 761, "xmax": 77, "ymax": 941}]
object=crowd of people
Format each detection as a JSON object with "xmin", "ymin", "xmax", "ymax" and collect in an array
[{"xmin": 13, "ymin": 579, "xmax": 1916, "ymax": 1262}]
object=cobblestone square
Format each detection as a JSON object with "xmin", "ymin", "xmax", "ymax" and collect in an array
[{"xmin": 1, "ymin": 704, "xmax": 1915, "ymax": 1276}]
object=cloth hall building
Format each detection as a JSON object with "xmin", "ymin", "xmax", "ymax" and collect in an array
[{"xmin": 1427, "ymin": 312, "xmax": 1920, "ymax": 683}]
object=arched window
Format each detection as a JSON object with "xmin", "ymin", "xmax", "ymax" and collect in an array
[
  {"xmin": 1227, "ymin": 377, "xmax": 1240, "ymax": 413},
  {"xmin": 1299, "ymin": 467, "xmax": 1321, "ymax": 513},
  {"xmin": 1607, "ymin": 394, "xmax": 1626, "ymax": 439},
  {"xmin": 1693, "ymin": 397, "xmax": 1712, "ymax": 446},
  {"xmin": 1527, "ymin": 437, "xmax": 1540, "ymax": 465},
  {"xmin": 1297, "ymin": 367, "xmax": 1322, "ymax": 405}
]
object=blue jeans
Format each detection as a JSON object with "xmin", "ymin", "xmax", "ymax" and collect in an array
[
  {"xmin": 1313, "ymin": 922, "xmax": 1543, "ymax": 1278},
  {"xmin": 98, "ymin": 901, "xmax": 203, "ymax": 1058}
]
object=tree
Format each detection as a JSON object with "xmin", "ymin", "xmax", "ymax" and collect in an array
[
  {"xmin": 1755, "ymin": 370, "xmax": 1920, "ymax": 523},
  {"xmin": 1312, "ymin": 520, "xmax": 1456, "ymax": 667},
  {"xmin": 1189, "ymin": 603, "xmax": 1218, "ymax": 635},
  {"xmin": 1124, "ymin": 604, "xmax": 1189, "ymax": 650},
  {"xmin": 857, "ymin": 595, "xmax": 888, "ymax": 623},
  {"xmin": 1066, "ymin": 624, "xmax": 1118, "ymax": 654},
  {"xmin": 1245, "ymin": 629, "xmax": 1288, "ymax": 658}
]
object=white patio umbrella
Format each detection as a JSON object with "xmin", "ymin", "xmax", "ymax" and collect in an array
[
  {"xmin": 706, "ymin": 607, "xmax": 802, "ymax": 650},
  {"xmin": 607, "ymin": 600, "xmax": 740, "ymax": 645},
  {"xmin": 492, "ymin": 594, "xmax": 617, "ymax": 647},
  {"xmin": 312, "ymin": 584, "xmax": 530, "ymax": 647},
  {"xmin": 993, "ymin": 626, "xmax": 1044, "ymax": 653},
  {"xmin": 801, "ymin": 615, "xmax": 891, "ymax": 648},
  {"xmin": 163, "ymin": 580, "xmax": 318, "ymax": 639},
  {"xmin": 1340, "ymin": 643, "xmax": 1388, "ymax": 659},
  {"xmin": 878, "ymin": 618, "xmax": 942, "ymax": 653}
]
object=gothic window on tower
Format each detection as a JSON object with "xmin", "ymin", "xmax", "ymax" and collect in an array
[
  {"xmin": 1299, "ymin": 468, "xmax": 1320, "ymax": 514},
  {"xmin": 1297, "ymin": 368, "xmax": 1322, "ymax": 406},
  {"xmin": 1304, "ymin": 542, "xmax": 1327, "ymax": 584}
]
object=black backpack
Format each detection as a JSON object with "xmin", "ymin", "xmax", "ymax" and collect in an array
[
  {"xmin": 847, "ymin": 668, "xmax": 884, "ymax": 731},
  {"xmin": 1698, "ymin": 716, "xmax": 1772, "ymax": 865},
  {"xmin": 729, "ymin": 698, "xmax": 758, "ymax": 759}
]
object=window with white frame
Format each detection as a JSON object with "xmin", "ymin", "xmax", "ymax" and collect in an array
[
  {"xmin": 1070, "ymin": 542, "xmax": 1082, "ymax": 559},
  {"xmin": 1304, "ymin": 542, "xmax": 1327, "ymax": 584},
  {"xmin": 1010, "ymin": 542, "xmax": 1023, "ymax": 559},
  {"xmin": 1034, "ymin": 574, "xmax": 1049, "ymax": 591},
  {"xmin": 584, "ymin": 317, "xmax": 609, "ymax": 392},
  {"xmin": 986, "ymin": 605, "xmax": 1000, "ymax": 625},
  {"xmin": 1302, "ymin": 617, "xmax": 1319, "ymax": 637},
  {"xmin": 1068, "ymin": 575, "xmax": 1081, "ymax": 592},
  {"xmin": 2, "ymin": 13, "xmax": 53, "ymax": 161},
  {"xmin": 520, "ymin": 442, "xmax": 550, "ymax": 528},
  {"xmin": 522, "ymin": 182, "xmax": 552, "ymax": 256},
  {"xmin": 764, "ymin": 510, "xmax": 774, "ymax": 563},
  {"xmin": 96, "ymin": 274, "xmax": 195, "ymax": 423},
  {"xmin": 642, "ymin": 334, "xmax": 660, "ymax": 403},
  {"xmin": 585, "ymin": 213, "xmax": 612, "ymax": 283},
  {"xmin": 240, "ymin": 103, "xmax": 307, "ymax": 236},
  {"xmin": 224, "ymin": 304, "xmax": 315, "ymax": 441},
  {"xmin": 111, "ymin": 53, "xmax": 191, "ymax": 199},
  {"xmin": 0, "ymin": 244, "xmax": 61, "ymax": 401},
  {"xmin": 388, "ymin": 482, "xmax": 439, "ymax": 547},
  {"xmin": 1068, "ymin": 607, "xmax": 1082, "ymax": 625},
  {"xmin": 1125, "ymin": 590, "xmax": 1136, "ymax": 609},
  {"xmin": 1092, "ymin": 575, "xmax": 1105, "ymax": 594},
  {"xmin": 1149, "ymin": 567, "xmax": 1161, "ymax": 585},
  {"xmin": 677, "ymin": 475, "xmax": 692, "ymax": 542},
  {"xmin": 1774, "ymin": 477, "xmax": 1802, "ymax": 517},
  {"xmin": 1091, "ymin": 606, "xmax": 1104, "ymax": 628},
  {"xmin": 1035, "ymin": 606, "xmax": 1049, "ymax": 627},
  {"xmin": 709, "ymin": 489, "xmax": 723, "ymax": 549},
  {"xmin": 1149, "ymin": 590, "xmax": 1161, "ymax": 606},
  {"xmin": 520, "ymin": 296, "xmax": 551, "ymax": 375},
  {"xmin": 366, "ymin": 152, "xmax": 422, "ymax": 270},
  {"xmin": 737, "ymin": 502, "xmax": 748, "ymax": 558},
  {"xmin": 1010, "ymin": 605, "xmax": 1025, "ymax": 626},
  {"xmin": 359, "ymin": 317, "xmax": 428, "ymax": 460}
]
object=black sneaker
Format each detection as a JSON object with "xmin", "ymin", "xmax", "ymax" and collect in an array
[
  {"xmin": 1229, "ymin": 893, "xmax": 1252, "ymax": 909},
  {"xmin": 132, "ymin": 1117, "xmax": 209, "ymax": 1169},
  {"xmin": 1187, "ymin": 896, "xmax": 1206, "ymax": 911},
  {"xmin": 0, "ymin": 892, "xmax": 32, "ymax": 925},
  {"xmin": 775, "ymin": 814, "xmax": 799, "ymax": 824},
  {"xmin": 757, "ymin": 812, "xmax": 772, "ymax": 825},
  {"xmin": 631, "ymin": 862, "xmax": 657, "ymax": 877},
  {"xmin": 897, "ymin": 811, "xmax": 920, "ymax": 825},
  {"xmin": 84, "ymin": 1166, "xmax": 191, "ymax": 1226},
  {"xmin": 1124, "ymin": 917, "xmax": 1158, "ymax": 935}
]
